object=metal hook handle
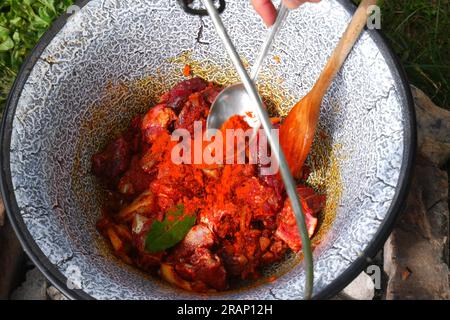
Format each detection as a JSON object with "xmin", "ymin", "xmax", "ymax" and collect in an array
[
  {"xmin": 178, "ymin": 0, "xmax": 226, "ymax": 16},
  {"xmin": 251, "ymin": 4, "xmax": 289, "ymax": 81}
]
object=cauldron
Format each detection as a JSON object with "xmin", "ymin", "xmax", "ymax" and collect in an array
[{"xmin": 0, "ymin": 0, "xmax": 415, "ymax": 299}]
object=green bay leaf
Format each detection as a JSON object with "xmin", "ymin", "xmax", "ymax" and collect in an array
[{"xmin": 145, "ymin": 204, "xmax": 197, "ymax": 253}]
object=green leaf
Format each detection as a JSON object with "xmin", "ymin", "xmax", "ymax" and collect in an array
[
  {"xmin": 38, "ymin": 7, "xmax": 54, "ymax": 25},
  {"xmin": 0, "ymin": 0, "xmax": 75, "ymax": 112},
  {"xmin": 37, "ymin": 0, "xmax": 57, "ymax": 14},
  {"xmin": 145, "ymin": 204, "xmax": 196, "ymax": 253},
  {"xmin": 0, "ymin": 26, "xmax": 10, "ymax": 38},
  {"xmin": 0, "ymin": 36, "xmax": 14, "ymax": 51}
]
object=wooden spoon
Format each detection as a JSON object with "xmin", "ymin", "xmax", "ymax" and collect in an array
[{"xmin": 280, "ymin": 0, "xmax": 377, "ymax": 178}]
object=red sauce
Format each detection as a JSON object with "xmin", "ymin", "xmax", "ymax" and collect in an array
[{"xmin": 92, "ymin": 77, "xmax": 325, "ymax": 292}]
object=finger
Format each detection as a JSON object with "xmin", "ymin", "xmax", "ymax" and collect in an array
[
  {"xmin": 251, "ymin": 0, "xmax": 277, "ymax": 26},
  {"xmin": 283, "ymin": 0, "xmax": 321, "ymax": 9}
]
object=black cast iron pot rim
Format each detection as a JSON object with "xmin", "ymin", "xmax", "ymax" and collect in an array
[{"xmin": 0, "ymin": 0, "xmax": 416, "ymax": 300}]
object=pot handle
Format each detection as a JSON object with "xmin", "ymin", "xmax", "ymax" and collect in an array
[{"xmin": 178, "ymin": 0, "xmax": 226, "ymax": 16}]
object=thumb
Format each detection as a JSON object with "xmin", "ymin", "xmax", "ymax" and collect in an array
[{"xmin": 282, "ymin": 0, "xmax": 320, "ymax": 9}]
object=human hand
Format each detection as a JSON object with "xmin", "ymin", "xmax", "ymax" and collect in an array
[{"xmin": 251, "ymin": 0, "xmax": 321, "ymax": 26}]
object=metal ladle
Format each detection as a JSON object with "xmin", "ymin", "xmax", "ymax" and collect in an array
[
  {"xmin": 206, "ymin": 4, "xmax": 289, "ymax": 134},
  {"xmin": 201, "ymin": 0, "xmax": 314, "ymax": 299}
]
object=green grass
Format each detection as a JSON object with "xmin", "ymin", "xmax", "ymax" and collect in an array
[
  {"xmin": 0, "ymin": 0, "xmax": 74, "ymax": 110},
  {"xmin": 0, "ymin": 0, "xmax": 448, "ymax": 113},
  {"xmin": 358, "ymin": 0, "xmax": 449, "ymax": 108}
]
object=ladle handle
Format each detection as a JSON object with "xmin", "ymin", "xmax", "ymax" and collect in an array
[
  {"xmin": 312, "ymin": 0, "xmax": 377, "ymax": 96},
  {"xmin": 201, "ymin": 0, "xmax": 314, "ymax": 299},
  {"xmin": 251, "ymin": 4, "xmax": 289, "ymax": 81}
]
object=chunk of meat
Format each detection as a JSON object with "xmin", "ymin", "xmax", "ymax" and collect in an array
[
  {"xmin": 234, "ymin": 176, "xmax": 281, "ymax": 231},
  {"xmin": 174, "ymin": 84, "xmax": 223, "ymax": 134},
  {"xmin": 220, "ymin": 229, "xmax": 262, "ymax": 279},
  {"xmin": 168, "ymin": 224, "xmax": 215, "ymax": 262},
  {"xmin": 219, "ymin": 114, "xmax": 253, "ymax": 164},
  {"xmin": 234, "ymin": 177, "xmax": 283, "ymax": 220},
  {"xmin": 92, "ymin": 136, "xmax": 131, "ymax": 183},
  {"xmin": 295, "ymin": 185, "xmax": 326, "ymax": 215},
  {"xmin": 96, "ymin": 216, "xmax": 134, "ymax": 264},
  {"xmin": 137, "ymin": 252, "xmax": 164, "ymax": 270},
  {"xmin": 132, "ymin": 215, "xmax": 165, "ymax": 269},
  {"xmin": 141, "ymin": 104, "xmax": 177, "ymax": 144},
  {"xmin": 117, "ymin": 156, "xmax": 153, "ymax": 196},
  {"xmin": 217, "ymin": 164, "xmax": 256, "ymax": 198},
  {"xmin": 159, "ymin": 77, "xmax": 208, "ymax": 111},
  {"xmin": 296, "ymin": 185, "xmax": 316, "ymax": 198},
  {"xmin": 174, "ymin": 248, "xmax": 227, "ymax": 291},
  {"xmin": 175, "ymin": 93, "xmax": 208, "ymax": 134},
  {"xmin": 275, "ymin": 208, "xmax": 317, "ymax": 252},
  {"xmin": 199, "ymin": 202, "xmax": 240, "ymax": 239},
  {"xmin": 132, "ymin": 214, "xmax": 149, "ymax": 234},
  {"xmin": 260, "ymin": 173, "xmax": 285, "ymax": 197},
  {"xmin": 150, "ymin": 180, "xmax": 183, "ymax": 213},
  {"xmin": 132, "ymin": 217, "xmax": 156, "ymax": 251},
  {"xmin": 275, "ymin": 188, "xmax": 325, "ymax": 252},
  {"xmin": 150, "ymin": 163, "xmax": 204, "ymax": 213},
  {"xmin": 163, "ymin": 225, "xmax": 227, "ymax": 292},
  {"xmin": 261, "ymin": 239, "xmax": 288, "ymax": 265},
  {"xmin": 200, "ymin": 85, "xmax": 222, "ymax": 105},
  {"xmin": 139, "ymin": 131, "xmax": 172, "ymax": 174},
  {"xmin": 118, "ymin": 189, "xmax": 158, "ymax": 222},
  {"xmin": 160, "ymin": 263, "xmax": 193, "ymax": 291}
]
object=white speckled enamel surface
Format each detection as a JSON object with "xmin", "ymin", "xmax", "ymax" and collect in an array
[{"xmin": 8, "ymin": 0, "xmax": 409, "ymax": 299}]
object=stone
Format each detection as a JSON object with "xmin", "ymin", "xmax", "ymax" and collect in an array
[
  {"xmin": 383, "ymin": 87, "xmax": 450, "ymax": 300},
  {"xmin": 0, "ymin": 206, "xmax": 25, "ymax": 299},
  {"xmin": 339, "ymin": 272, "xmax": 375, "ymax": 300},
  {"xmin": 47, "ymin": 286, "xmax": 68, "ymax": 300},
  {"xmin": 384, "ymin": 160, "xmax": 449, "ymax": 299},
  {"xmin": 414, "ymin": 86, "xmax": 450, "ymax": 167},
  {"xmin": 10, "ymin": 267, "xmax": 48, "ymax": 300}
]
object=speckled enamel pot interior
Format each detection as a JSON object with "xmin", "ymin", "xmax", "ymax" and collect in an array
[{"xmin": 0, "ymin": 0, "xmax": 415, "ymax": 300}]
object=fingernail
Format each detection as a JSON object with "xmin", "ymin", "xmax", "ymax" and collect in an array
[{"xmin": 283, "ymin": 0, "xmax": 303, "ymax": 9}]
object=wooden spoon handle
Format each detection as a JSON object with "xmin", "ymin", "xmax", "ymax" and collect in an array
[
  {"xmin": 280, "ymin": 0, "xmax": 378, "ymax": 179},
  {"xmin": 311, "ymin": 0, "xmax": 378, "ymax": 97}
]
